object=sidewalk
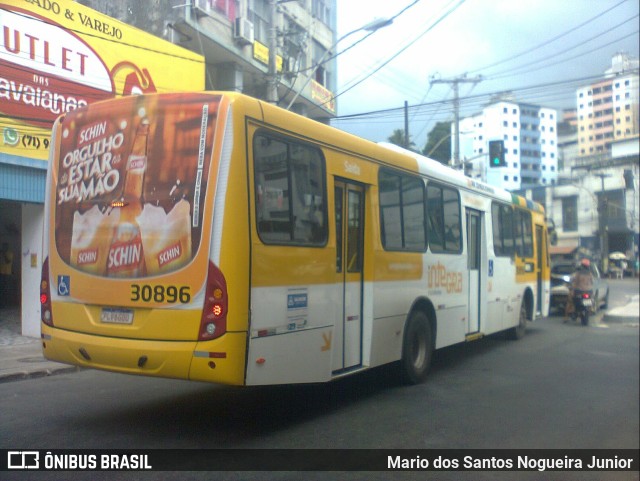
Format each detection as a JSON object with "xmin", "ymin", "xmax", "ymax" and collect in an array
[
  {"xmin": 0, "ymin": 290, "xmax": 638, "ymax": 383},
  {"xmin": 602, "ymin": 293, "xmax": 640, "ymax": 325},
  {"xmin": 0, "ymin": 307, "xmax": 80, "ymax": 383}
]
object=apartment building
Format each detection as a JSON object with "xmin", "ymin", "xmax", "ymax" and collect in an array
[
  {"xmin": 577, "ymin": 52, "xmax": 639, "ymax": 157},
  {"xmin": 458, "ymin": 101, "xmax": 558, "ymax": 191},
  {"xmin": 519, "ymin": 53, "xmax": 640, "ymax": 271}
]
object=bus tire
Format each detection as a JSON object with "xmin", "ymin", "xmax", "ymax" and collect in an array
[
  {"xmin": 507, "ymin": 302, "xmax": 527, "ymax": 340},
  {"xmin": 401, "ymin": 310, "xmax": 433, "ymax": 384}
]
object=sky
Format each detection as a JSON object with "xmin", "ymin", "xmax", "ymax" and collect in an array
[{"xmin": 330, "ymin": 0, "xmax": 640, "ymax": 150}]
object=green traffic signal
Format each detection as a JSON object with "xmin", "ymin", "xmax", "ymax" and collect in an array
[{"xmin": 488, "ymin": 140, "xmax": 505, "ymax": 167}]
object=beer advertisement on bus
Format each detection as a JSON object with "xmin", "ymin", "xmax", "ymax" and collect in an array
[{"xmin": 52, "ymin": 93, "xmax": 224, "ymax": 287}]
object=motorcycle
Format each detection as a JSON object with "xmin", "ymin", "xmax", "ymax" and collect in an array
[{"xmin": 571, "ymin": 290, "xmax": 593, "ymax": 326}]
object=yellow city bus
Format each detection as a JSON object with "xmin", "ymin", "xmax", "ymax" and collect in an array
[{"xmin": 40, "ymin": 92, "xmax": 550, "ymax": 386}]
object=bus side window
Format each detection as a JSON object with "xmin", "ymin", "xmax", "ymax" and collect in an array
[
  {"xmin": 379, "ymin": 172, "xmax": 403, "ymax": 250},
  {"xmin": 513, "ymin": 209, "xmax": 533, "ymax": 258},
  {"xmin": 426, "ymin": 185, "xmax": 444, "ymax": 251},
  {"xmin": 290, "ymin": 144, "xmax": 325, "ymax": 244},
  {"xmin": 427, "ymin": 183, "xmax": 461, "ymax": 253},
  {"xmin": 492, "ymin": 202, "xmax": 515, "ymax": 257},
  {"xmin": 254, "ymin": 133, "xmax": 327, "ymax": 246},
  {"xmin": 255, "ymin": 136, "xmax": 291, "ymax": 242},
  {"xmin": 379, "ymin": 170, "xmax": 426, "ymax": 252}
]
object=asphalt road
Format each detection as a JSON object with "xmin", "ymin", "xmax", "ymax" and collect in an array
[{"xmin": 1, "ymin": 307, "xmax": 638, "ymax": 481}]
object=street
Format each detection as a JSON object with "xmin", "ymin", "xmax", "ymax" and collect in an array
[{"xmin": 1, "ymin": 281, "xmax": 638, "ymax": 481}]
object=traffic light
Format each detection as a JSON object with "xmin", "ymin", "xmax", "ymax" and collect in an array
[{"xmin": 488, "ymin": 140, "xmax": 506, "ymax": 167}]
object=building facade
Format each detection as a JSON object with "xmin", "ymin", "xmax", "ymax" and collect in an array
[
  {"xmin": 458, "ymin": 101, "xmax": 559, "ymax": 191},
  {"xmin": 78, "ymin": 0, "xmax": 339, "ymax": 121},
  {"xmin": 520, "ymin": 137, "xmax": 639, "ymax": 274},
  {"xmin": 577, "ymin": 52, "xmax": 639, "ymax": 157},
  {"xmin": 530, "ymin": 53, "xmax": 640, "ymax": 272}
]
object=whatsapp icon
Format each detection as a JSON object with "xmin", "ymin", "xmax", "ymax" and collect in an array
[{"xmin": 3, "ymin": 128, "xmax": 20, "ymax": 146}]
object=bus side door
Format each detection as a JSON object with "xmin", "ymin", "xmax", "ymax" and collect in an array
[
  {"xmin": 333, "ymin": 180, "xmax": 364, "ymax": 373},
  {"xmin": 466, "ymin": 208, "xmax": 483, "ymax": 333}
]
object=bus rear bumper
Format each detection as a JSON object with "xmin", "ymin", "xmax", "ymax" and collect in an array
[{"xmin": 41, "ymin": 324, "xmax": 247, "ymax": 385}]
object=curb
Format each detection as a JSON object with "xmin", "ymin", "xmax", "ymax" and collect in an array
[
  {"xmin": 0, "ymin": 366, "xmax": 82, "ymax": 384},
  {"xmin": 602, "ymin": 314, "xmax": 640, "ymax": 324}
]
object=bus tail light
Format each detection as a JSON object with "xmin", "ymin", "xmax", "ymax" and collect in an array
[
  {"xmin": 40, "ymin": 257, "xmax": 54, "ymax": 327},
  {"xmin": 198, "ymin": 261, "xmax": 228, "ymax": 341}
]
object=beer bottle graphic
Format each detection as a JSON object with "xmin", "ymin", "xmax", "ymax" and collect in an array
[{"xmin": 107, "ymin": 118, "xmax": 149, "ymax": 277}]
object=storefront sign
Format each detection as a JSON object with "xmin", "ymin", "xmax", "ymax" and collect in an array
[{"xmin": 0, "ymin": 0, "xmax": 205, "ymax": 161}]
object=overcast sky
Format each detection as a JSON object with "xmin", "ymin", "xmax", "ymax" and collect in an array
[{"xmin": 330, "ymin": 0, "xmax": 640, "ymax": 149}]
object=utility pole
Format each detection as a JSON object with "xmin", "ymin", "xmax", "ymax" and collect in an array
[
  {"xmin": 266, "ymin": 0, "xmax": 279, "ymax": 104},
  {"xmin": 595, "ymin": 173, "xmax": 611, "ymax": 273},
  {"xmin": 404, "ymin": 101, "xmax": 409, "ymax": 149},
  {"xmin": 430, "ymin": 74, "xmax": 482, "ymax": 168}
]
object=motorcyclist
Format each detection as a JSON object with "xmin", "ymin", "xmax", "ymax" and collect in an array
[{"xmin": 566, "ymin": 258, "xmax": 594, "ymax": 318}]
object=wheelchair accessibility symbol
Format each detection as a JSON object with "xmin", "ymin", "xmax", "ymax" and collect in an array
[{"xmin": 57, "ymin": 275, "xmax": 70, "ymax": 296}]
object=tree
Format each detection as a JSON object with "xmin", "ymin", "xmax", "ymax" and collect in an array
[
  {"xmin": 387, "ymin": 129, "xmax": 415, "ymax": 150},
  {"xmin": 423, "ymin": 121, "xmax": 452, "ymax": 165}
]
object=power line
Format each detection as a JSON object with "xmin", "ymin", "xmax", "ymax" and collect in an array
[
  {"xmin": 488, "ymin": 30, "xmax": 639, "ymax": 82},
  {"xmin": 317, "ymin": 0, "xmax": 467, "ymax": 114},
  {"xmin": 334, "ymin": 0, "xmax": 637, "ymax": 127},
  {"xmin": 332, "ymin": 70, "xmax": 632, "ymax": 122},
  {"xmin": 307, "ymin": 0, "xmax": 424, "ymax": 72},
  {"xmin": 467, "ymin": 0, "xmax": 630, "ymax": 75},
  {"xmin": 430, "ymin": 74, "xmax": 482, "ymax": 165},
  {"xmin": 485, "ymin": 16, "xmax": 639, "ymax": 81}
]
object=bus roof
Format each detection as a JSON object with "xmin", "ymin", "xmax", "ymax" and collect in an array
[{"xmin": 224, "ymin": 92, "xmax": 544, "ymax": 215}]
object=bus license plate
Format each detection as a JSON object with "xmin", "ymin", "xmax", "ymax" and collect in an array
[{"xmin": 100, "ymin": 308, "xmax": 134, "ymax": 325}]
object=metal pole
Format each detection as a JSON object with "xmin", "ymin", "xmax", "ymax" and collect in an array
[
  {"xmin": 404, "ymin": 100, "xmax": 409, "ymax": 149},
  {"xmin": 429, "ymin": 75, "xmax": 482, "ymax": 169},
  {"xmin": 595, "ymin": 173, "xmax": 611, "ymax": 273},
  {"xmin": 453, "ymin": 82, "xmax": 459, "ymax": 167},
  {"xmin": 267, "ymin": 0, "xmax": 278, "ymax": 104}
]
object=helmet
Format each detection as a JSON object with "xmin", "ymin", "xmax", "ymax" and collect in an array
[{"xmin": 580, "ymin": 258, "xmax": 590, "ymax": 268}]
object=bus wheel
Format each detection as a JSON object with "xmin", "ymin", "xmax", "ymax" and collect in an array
[
  {"xmin": 507, "ymin": 302, "xmax": 527, "ymax": 340},
  {"xmin": 401, "ymin": 310, "xmax": 433, "ymax": 384}
]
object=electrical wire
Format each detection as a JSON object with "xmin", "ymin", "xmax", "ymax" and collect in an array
[
  {"xmin": 337, "ymin": 0, "xmax": 465, "ymax": 95},
  {"xmin": 314, "ymin": 0, "xmax": 467, "ymax": 114},
  {"xmin": 332, "ymin": 71, "xmax": 633, "ymax": 123},
  {"xmin": 297, "ymin": 0, "xmax": 424, "ymax": 73},
  {"xmin": 467, "ymin": 0, "xmax": 631, "ymax": 75},
  {"xmin": 334, "ymin": 0, "xmax": 638, "ymax": 126},
  {"xmin": 484, "ymin": 16, "xmax": 639, "ymax": 81}
]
